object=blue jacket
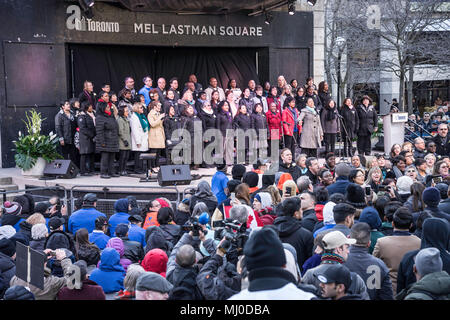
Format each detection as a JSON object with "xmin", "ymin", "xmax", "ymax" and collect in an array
[
  {"xmin": 313, "ymin": 224, "xmax": 335, "ymax": 238},
  {"xmin": 128, "ymin": 224, "xmax": 146, "ymax": 248},
  {"xmin": 345, "ymin": 245, "xmax": 394, "ymax": 300},
  {"xmin": 326, "ymin": 177, "xmax": 350, "ymax": 196},
  {"xmin": 109, "ymin": 199, "xmax": 130, "ymax": 237},
  {"xmin": 211, "ymin": 171, "xmax": 229, "ymax": 205},
  {"xmin": 68, "ymin": 207, "xmax": 106, "ymax": 234},
  {"xmin": 89, "ymin": 231, "xmax": 110, "ymax": 250},
  {"xmin": 89, "ymin": 248, "xmax": 125, "ymax": 293}
]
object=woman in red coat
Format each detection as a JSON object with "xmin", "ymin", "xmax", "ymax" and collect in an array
[
  {"xmin": 266, "ymin": 86, "xmax": 282, "ymax": 113},
  {"xmin": 282, "ymin": 96, "xmax": 302, "ymax": 158},
  {"xmin": 266, "ymin": 101, "xmax": 282, "ymax": 157}
]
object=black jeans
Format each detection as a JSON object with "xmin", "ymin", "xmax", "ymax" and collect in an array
[
  {"xmin": 284, "ymin": 135, "xmax": 295, "ymax": 158},
  {"xmin": 80, "ymin": 153, "xmax": 95, "ymax": 174},
  {"xmin": 119, "ymin": 150, "xmax": 130, "ymax": 173},
  {"xmin": 302, "ymin": 148, "xmax": 317, "ymax": 158},
  {"xmin": 61, "ymin": 144, "xmax": 77, "ymax": 162},
  {"xmin": 149, "ymin": 148, "xmax": 162, "ymax": 168},
  {"xmin": 324, "ymin": 133, "xmax": 336, "ymax": 154},
  {"xmin": 357, "ymin": 135, "xmax": 372, "ymax": 155},
  {"xmin": 134, "ymin": 151, "xmax": 143, "ymax": 172},
  {"xmin": 100, "ymin": 152, "xmax": 116, "ymax": 176}
]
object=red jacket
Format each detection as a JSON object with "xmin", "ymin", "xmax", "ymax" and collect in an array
[
  {"xmin": 282, "ymin": 107, "xmax": 302, "ymax": 136},
  {"xmin": 266, "ymin": 110, "xmax": 282, "ymax": 140},
  {"xmin": 267, "ymin": 97, "xmax": 282, "ymax": 113}
]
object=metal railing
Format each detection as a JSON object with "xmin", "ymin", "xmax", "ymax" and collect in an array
[{"xmin": 0, "ymin": 186, "xmax": 69, "ymax": 207}]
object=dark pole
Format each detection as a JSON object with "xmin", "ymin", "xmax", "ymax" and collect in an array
[{"xmin": 337, "ymin": 50, "xmax": 341, "ymax": 108}]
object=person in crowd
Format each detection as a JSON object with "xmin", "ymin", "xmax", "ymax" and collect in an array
[
  {"xmin": 243, "ymin": 171, "xmax": 260, "ymax": 196},
  {"xmin": 135, "ymin": 272, "xmax": 173, "ymax": 300},
  {"xmin": 45, "ymin": 216, "xmax": 75, "ymax": 252},
  {"xmin": 432, "ymin": 123, "xmax": 450, "ymax": 156},
  {"xmin": 108, "ymin": 198, "xmax": 130, "ymax": 237},
  {"xmin": 365, "ymin": 166, "xmax": 383, "ymax": 193},
  {"xmin": 321, "ymin": 100, "xmax": 340, "ymax": 154},
  {"xmin": 146, "ymin": 101, "xmax": 166, "ymax": 172},
  {"xmin": 397, "ymin": 247, "xmax": 450, "ymax": 300},
  {"xmin": 139, "ymin": 76, "xmax": 154, "ymax": 106},
  {"xmin": 280, "ymin": 85, "xmax": 294, "ymax": 109},
  {"xmin": 295, "ymin": 87, "xmax": 307, "ymax": 111},
  {"xmin": 413, "ymin": 137, "xmax": 426, "ymax": 159},
  {"xmin": 422, "ymin": 187, "xmax": 450, "ymax": 222},
  {"xmin": 156, "ymin": 207, "xmax": 181, "ymax": 248},
  {"xmin": 141, "ymin": 248, "xmax": 168, "ymax": 277},
  {"xmin": 129, "ymin": 101, "xmax": 149, "ymax": 174},
  {"xmin": 403, "ymin": 182, "xmax": 425, "ymax": 216},
  {"xmin": 205, "ymin": 77, "xmax": 225, "ymax": 102},
  {"xmin": 180, "ymin": 103, "xmax": 202, "ymax": 170},
  {"xmin": 318, "ymin": 81, "xmax": 332, "ymax": 108},
  {"xmin": 424, "ymin": 153, "xmax": 437, "ymax": 176},
  {"xmin": 276, "ymin": 75, "xmax": 288, "ymax": 96},
  {"xmin": 389, "ymin": 143, "xmax": 402, "ymax": 160},
  {"xmin": 88, "ymin": 216, "xmax": 110, "ymax": 250},
  {"xmin": 315, "ymin": 264, "xmax": 364, "ymax": 300},
  {"xmin": 373, "ymin": 207, "xmax": 421, "ymax": 294},
  {"xmin": 229, "ymin": 227, "xmax": 316, "ymax": 300},
  {"xmin": 151, "ymin": 77, "xmax": 165, "ymax": 103},
  {"xmin": 211, "ymin": 163, "xmax": 229, "ymax": 205},
  {"xmin": 345, "ymin": 222, "xmax": 393, "ymax": 300},
  {"xmin": 323, "ymin": 152, "xmax": 337, "ymax": 177},
  {"xmin": 29, "ymin": 223, "xmax": 48, "ymax": 252},
  {"xmin": 329, "ymin": 202, "xmax": 356, "ymax": 237},
  {"xmin": 216, "ymin": 100, "xmax": 234, "ymax": 167},
  {"xmin": 299, "ymin": 191, "xmax": 319, "ymax": 233},
  {"xmin": 304, "ymin": 85, "xmax": 322, "ymax": 113},
  {"xmin": 273, "ymin": 197, "xmax": 314, "ymax": 269},
  {"xmin": 95, "ymin": 92, "xmax": 120, "ymax": 178},
  {"xmin": 397, "ymin": 217, "xmax": 450, "ymax": 295},
  {"xmin": 121, "ymin": 76, "xmax": 137, "ymax": 101},
  {"xmin": 74, "ymin": 228, "xmax": 101, "ymax": 267},
  {"xmin": 188, "ymin": 74, "xmax": 203, "ymax": 94},
  {"xmin": 238, "ymin": 88, "xmax": 255, "ymax": 113},
  {"xmin": 326, "ymin": 163, "xmax": 351, "ymax": 196},
  {"xmin": 267, "ymin": 86, "xmax": 282, "ymax": 114},
  {"xmin": 299, "ymin": 98, "xmax": 323, "ymax": 158},
  {"xmin": 355, "ymin": 95, "xmax": 378, "ymax": 156},
  {"xmin": 351, "ymin": 155, "xmax": 366, "ymax": 171},
  {"xmin": 118, "ymin": 88, "xmax": 134, "ymax": 119},
  {"xmin": 143, "ymin": 198, "xmax": 167, "ymax": 229},
  {"xmin": 227, "ymin": 78, "xmax": 242, "ymax": 104},
  {"xmin": 233, "ymin": 104, "xmax": 252, "ymax": 164},
  {"xmin": 278, "ymin": 148, "xmax": 302, "ymax": 182},
  {"xmin": 439, "ymin": 185, "xmax": 450, "ymax": 214},
  {"xmin": 358, "ymin": 207, "xmax": 385, "ymax": 254},
  {"xmin": 115, "ymin": 224, "xmax": 145, "ymax": 264},
  {"xmin": 198, "ymin": 101, "xmax": 217, "ymax": 167},
  {"xmin": 115, "ymin": 105, "xmax": 131, "ymax": 176},
  {"xmin": 77, "ymin": 101, "xmax": 96, "ymax": 176},
  {"xmin": 252, "ymin": 192, "xmax": 275, "ymax": 226},
  {"xmin": 105, "ymin": 237, "xmax": 132, "ymax": 272},
  {"xmin": 89, "ymin": 247, "xmax": 125, "ymax": 294},
  {"xmin": 252, "ymin": 85, "xmax": 268, "ymax": 113},
  {"xmin": 318, "ymin": 169, "xmax": 334, "ymax": 188},
  {"xmin": 78, "ymin": 80, "xmax": 96, "ymax": 109},
  {"xmin": 425, "ymin": 140, "xmax": 437, "ymax": 157},
  {"xmin": 295, "ymin": 154, "xmax": 308, "ymax": 176},
  {"xmin": 304, "ymin": 157, "xmax": 320, "ymax": 186},
  {"xmin": 266, "ymin": 102, "xmax": 282, "ymax": 157},
  {"xmin": 114, "ymin": 263, "xmax": 146, "ymax": 300},
  {"xmin": 0, "ymin": 238, "xmax": 16, "ymax": 298},
  {"xmin": 282, "ymin": 96, "xmax": 301, "ymax": 157},
  {"xmin": 250, "ymin": 103, "xmax": 268, "ymax": 157},
  {"xmin": 68, "ymin": 193, "xmax": 106, "ymax": 234},
  {"xmin": 125, "ymin": 214, "xmax": 146, "ymax": 249},
  {"xmin": 393, "ymin": 175, "xmax": 413, "ymax": 203},
  {"xmin": 209, "ymin": 90, "xmax": 221, "ymax": 114},
  {"xmin": 301, "ymin": 231, "xmax": 369, "ymax": 299},
  {"xmin": 223, "ymin": 90, "xmax": 238, "ymax": 118},
  {"xmin": 56, "ymin": 100, "xmax": 77, "ymax": 163},
  {"xmin": 189, "ymin": 181, "xmax": 218, "ymax": 216},
  {"xmin": 414, "ymin": 158, "xmax": 428, "ymax": 183}
]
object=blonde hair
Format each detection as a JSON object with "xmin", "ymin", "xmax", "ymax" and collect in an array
[
  {"xmin": 26, "ymin": 213, "xmax": 46, "ymax": 225},
  {"xmin": 365, "ymin": 166, "xmax": 382, "ymax": 186},
  {"xmin": 132, "ymin": 102, "xmax": 142, "ymax": 113}
]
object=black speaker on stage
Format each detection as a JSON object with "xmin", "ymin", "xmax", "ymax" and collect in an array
[
  {"xmin": 157, "ymin": 165, "xmax": 192, "ymax": 186},
  {"xmin": 43, "ymin": 160, "xmax": 79, "ymax": 179}
]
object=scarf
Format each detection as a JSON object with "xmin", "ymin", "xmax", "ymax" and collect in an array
[
  {"xmin": 87, "ymin": 111, "xmax": 96, "ymax": 126},
  {"xmin": 320, "ymin": 253, "xmax": 345, "ymax": 265},
  {"xmin": 138, "ymin": 113, "xmax": 150, "ymax": 132},
  {"xmin": 83, "ymin": 90, "xmax": 94, "ymax": 106},
  {"xmin": 324, "ymin": 105, "xmax": 337, "ymax": 121},
  {"xmin": 305, "ymin": 105, "xmax": 317, "ymax": 115},
  {"xmin": 288, "ymin": 106, "xmax": 298, "ymax": 131}
]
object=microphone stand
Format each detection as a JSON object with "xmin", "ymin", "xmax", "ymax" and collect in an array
[{"xmin": 336, "ymin": 112, "xmax": 352, "ymax": 160}]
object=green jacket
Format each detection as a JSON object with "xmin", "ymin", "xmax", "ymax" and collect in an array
[
  {"xmin": 369, "ymin": 230, "xmax": 385, "ymax": 254},
  {"xmin": 401, "ymin": 271, "xmax": 450, "ymax": 300},
  {"xmin": 117, "ymin": 116, "xmax": 131, "ymax": 150}
]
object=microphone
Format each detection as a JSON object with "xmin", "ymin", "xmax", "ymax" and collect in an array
[{"xmin": 336, "ymin": 113, "xmax": 344, "ymax": 119}]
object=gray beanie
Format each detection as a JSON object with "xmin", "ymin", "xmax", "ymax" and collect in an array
[
  {"xmin": 414, "ymin": 247, "xmax": 443, "ymax": 277},
  {"xmin": 0, "ymin": 225, "xmax": 16, "ymax": 240},
  {"xmin": 335, "ymin": 163, "xmax": 352, "ymax": 177},
  {"xmin": 31, "ymin": 223, "xmax": 48, "ymax": 240}
]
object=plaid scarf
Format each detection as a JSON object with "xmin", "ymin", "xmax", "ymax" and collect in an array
[{"xmin": 320, "ymin": 253, "xmax": 345, "ymax": 265}]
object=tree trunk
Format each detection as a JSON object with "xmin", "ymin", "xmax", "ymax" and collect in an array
[
  {"xmin": 407, "ymin": 59, "xmax": 414, "ymax": 114},
  {"xmin": 399, "ymin": 70, "xmax": 405, "ymax": 112}
]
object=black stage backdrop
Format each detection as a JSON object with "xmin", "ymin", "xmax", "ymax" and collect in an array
[{"xmin": 70, "ymin": 44, "xmax": 259, "ymax": 97}]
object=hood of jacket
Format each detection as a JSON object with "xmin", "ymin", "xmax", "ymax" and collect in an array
[
  {"xmin": 114, "ymin": 198, "xmax": 129, "ymax": 214},
  {"xmin": 106, "ymin": 237, "xmax": 125, "ymax": 258},
  {"xmin": 407, "ymin": 271, "xmax": 450, "ymax": 297},
  {"xmin": 44, "ymin": 230, "xmax": 73, "ymax": 251},
  {"xmin": 141, "ymin": 248, "xmax": 168, "ymax": 277},
  {"xmin": 147, "ymin": 227, "xmax": 169, "ymax": 252},
  {"xmin": 99, "ymin": 247, "xmax": 125, "ymax": 273},
  {"xmin": 273, "ymin": 216, "xmax": 303, "ymax": 238},
  {"xmin": 322, "ymin": 202, "xmax": 336, "ymax": 225},
  {"xmin": 18, "ymin": 220, "xmax": 32, "ymax": 234},
  {"xmin": 359, "ymin": 207, "xmax": 382, "ymax": 230},
  {"xmin": 421, "ymin": 218, "xmax": 450, "ymax": 252}
]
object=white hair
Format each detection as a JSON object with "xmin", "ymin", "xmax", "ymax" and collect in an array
[{"xmin": 31, "ymin": 223, "xmax": 48, "ymax": 240}]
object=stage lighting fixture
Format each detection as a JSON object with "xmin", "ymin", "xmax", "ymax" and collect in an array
[
  {"xmin": 265, "ymin": 12, "xmax": 274, "ymax": 25},
  {"xmin": 288, "ymin": 2, "xmax": 295, "ymax": 15},
  {"xmin": 307, "ymin": 0, "xmax": 317, "ymax": 6}
]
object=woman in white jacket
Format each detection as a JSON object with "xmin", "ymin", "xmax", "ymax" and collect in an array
[{"xmin": 130, "ymin": 102, "xmax": 149, "ymax": 173}]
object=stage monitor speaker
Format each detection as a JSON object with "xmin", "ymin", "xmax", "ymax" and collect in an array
[
  {"xmin": 157, "ymin": 165, "xmax": 192, "ymax": 186},
  {"xmin": 43, "ymin": 160, "xmax": 79, "ymax": 179}
]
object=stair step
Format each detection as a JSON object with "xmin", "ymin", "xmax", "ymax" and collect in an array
[
  {"xmin": 0, "ymin": 184, "xmax": 19, "ymax": 192},
  {"xmin": 0, "ymin": 176, "xmax": 13, "ymax": 185}
]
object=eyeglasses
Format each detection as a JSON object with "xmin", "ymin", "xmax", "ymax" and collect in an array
[{"xmin": 407, "ymin": 170, "xmax": 416, "ymax": 173}]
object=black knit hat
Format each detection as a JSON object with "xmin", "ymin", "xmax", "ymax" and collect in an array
[
  {"xmin": 244, "ymin": 228, "xmax": 286, "ymax": 271},
  {"xmin": 12, "ymin": 194, "xmax": 35, "ymax": 215},
  {"xmin": 243, "ymin": 171, "xmax": 259, "ymax": 188},
  {"xmin": 0, "ymin": 238, "xmax": 16, "ymax": 257},
  {"xmin": 232, "ymin": 164, "xmax": 246, "ymax": 180},
  {"xmin": 345, "ymin": 183, "xmax": 367, "ymax": 209},
  {"xmin": 262, "ymin": 174, "xmax": 275, "ymax": 186},
  {"xmin": 227, "ymin": 180, "xmax": 241, "ymax": 193}
]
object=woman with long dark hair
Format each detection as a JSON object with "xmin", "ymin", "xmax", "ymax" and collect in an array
[
  {"xmin": 340, "ymin": 98, "xmax": 359, "ymax": 157},
  {"xmin": 217, "ymin": 101, "xmax": 234, "ymax": 166},
  {"xmin": 266, "ymin": 101, "xmax": 283, "ymax": 157},
  {"xmin": 56, "ymin": 100, "xmax": 78, "ymax": 164},
  {"xmin": 95, "ymin": 92, "xmax": 120, "ymax": 178},
  {"xmin": 320, "ymin": 99, "xmax": 340, "ymax": 154},
  {"xmin": 239, "ymin": 88, "xmax": 255, "ymax": 113},
  {"xmin": 295, "ymin": 87, "xmax": 307, "ymax": 111},
  {"xmin": 163, "ymin": 89, "xmax": 179, "ymax": 117},
  {"xmin": 390, "ymin": 143, "xmax": 402, "ymax": 160},
  {"xmin": 404, "ymin": 182, "xmax": 425, "ymax": 214},
  {"xmin": 210, "ymin": 90, "xmax": 221, "ymax": 113},
  {"xmin": 163, "ymin": 104, "xmax": 181, "ymax": 165},
  {"xmin": 233, "ymin": 104, "xmax": 252, "ymax": 164},
  {"xmin": 117, "ymin": 105, "xmax": 131, "ymax": 176},
  {"xmin": 282, "ymin": 96, "xmax": 301, "ymax": 157},
  {"xmin": 318, "ymin": 81, "xmax": 332, "ymax": 108},
  {"xmin": 147, "ymin": 101, "xmax": 166, "ymax": 173},
  {"xmin": 78, "ymin": 101, "xmax": 96, "ymax": 176},
  {"xmin": 180, "ymin": 104, "xmax": 202, "ymax": 169},
  {"xmin": 251, "ymin": 102, "xmax": 268, "ymax": 156},
  {"xmin": 74, "ymin": 228, "xmax": 101, "ymax": 267},
  {"xmin": 266, "ymin": 86, "xmax": 282, "ymax": 113}
]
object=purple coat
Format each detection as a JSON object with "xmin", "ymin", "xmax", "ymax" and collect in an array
[
  {"xmin": 57, "ymin": 279, "xmax": 106, "ymax": 300},
  {"xmin": 105, "ymin": 237, "xmax": 132, "ymax": 272}
]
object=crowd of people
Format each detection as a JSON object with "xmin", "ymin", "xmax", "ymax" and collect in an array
[
  {"xmin": 1, "ymin": 131, "xmax": 449, "ymax": 299},
  {"xmin": 53, "ymin": 74, "xmax": 430, "ymax": 177}
]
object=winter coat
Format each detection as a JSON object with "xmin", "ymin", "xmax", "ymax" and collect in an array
[
  {"xmin": 74, "ymin": 243, "xmax": 101, "ymax": 267},
  {"xmin": 77, "ymin": 112, "xmax": 96, "ymax": 154},
  {"xmin": 141, "ymin": 248, "xmax": 168, "ymax": 277},
  {"xmin": 318, "ymin": 91, "xmax": 332, "ymax": 108},
  {"xmin": 198, "ymin": 108, "xmax": 217, "ymax": 133},
  {"xmin": 168, "ymin": 265, "xmax": 204, "ymax": 300},
  {"xmin": 127, "ymin": 224, "xmax": 146, "ymax": 249},
  {"xmin": 10, "ymin": 220, "xmax": 32, "ymax": 245},
  {"xmin": 358, "ymin": 207, "xmax": 385, "ymax": 254},
  {"xmin": 78, "ymin": 90, "xmax": 96, "ymax": 110},
  {"xmin": 130, "ymin": 112, "xmax": 149, "ymax": 152},
  {"xmin": 400, "ymin": 271, "xmax": 450, "ymax": 300},
  {"xmin": 88, "ymin": 231, "xmax": 110, "ymax": 250},
  {"xmin": 95, "ymin": 101, "xmax": 119, "ymax": 153},
  {"xmin": 432, "ymin": 133, "xmax": 450, "ymax": 157},
  {"xmin": 117, "ymin": 116, "xmax": 131, "ymax": 151},
  {"xmin": 216, "ymin": 111, "xmax": 233, "ymax": 136},
  {"xmin": 89, "ymin": 248, "xmax": 125, "ymax": 294},
  {"xmin": 164, "ymin": 115, "xmax": 181, "ymax": 144},
  {"xmin": 439, "ymin": 198, "xmax": 450, "ymax": 215},
  {"xmin": 68, "ymin": 207, "xmax": 107, "ymax": 234},
  {"xmin": 273, "ymin": 216, "xmax": 314, "ymax": 270},
  {"xmin": 282, "ymin": 107, "xmax": 301, "ymax": 136},
  {"xmin": 345, "ymin": 245, "xmax": 394, "ymax": 300},
  {"xmin": 295, "ymin": 95, "xmax": 307, "ymax": 111},
  {"xmin": 30, "ymin": 238, "xmax": 46, "ymax": 252},
  {"xmin": 180, "ymin": 114, "xmax": 202, "ymax": 140},
  {"xmin": 300, "ymin": 209, "xmax": 319, "ymax": 233},
  {"xmin": 10, "ymin": 258, "xmax": 71, "ymax": 300},
  {"xmin": 278, "ymin": 162, "xmax": 302, "ymax": 183},
  {"xmin": 57, "ymin": 279, "xmax": 106, "ymax": 300},
  {"xmin": 233, "ymin": 113, "xmax": 252, "ymax": 131},
  {"xmin": 0, "ymin": 252, "xmax": 15, "ymax": 299},
  {"xmin": 301, "ymin": 262, "xmax": 370, "ymax": 300},
  {"xmin": 229, "ymin": 267, "xmax": 315, "ymax": 300},
  {"xmin": 356, "ymin": 104, "xmax": 378, "ymax": 136},
  {"xmin": 396, "ymin": 218, "xmax": 450, "ymax": 294},
  {"xmin": 340, "ymin": 105, "xmax": 359, "ymax": 139},
  {"xmin": 119, "ymin": 237, "xmax": 144, "ymax": 263},
  {"xmin": 252, "ymin": 95, "xmax": 269, "ymax": 113},
  {"xmin": 56, "ymin": 111, "xmax": 76, "ymax": 145},
  {"xmin": 148, "ymin": 109, "xmax": 166, "ymax": 149},
  {"xmin": 108, "ymin": 200, "xmax": 130, "ymax": 237},
  {"xmin": 159, "ymin": 224, "xmax": 182, "ymax": 247},
  {"xmin": 105, "ymin": 237, "xmax": 132, "ymax": 272},
  {"xmin": 304, "ymin": 93, "xmax": 322, "ymax": 112},
  {"xmin": 144, "ymin": 226, "xmax": 172, "ymax": 256},
  {"xmin": 45, "ymin": 230, "xmax": 75, "ymax": 252},
  {"xmin": 299, "ymin": 108, "xmax": 323, "ymax": 149},
  {"xmin": 320, "ymin": 106, "xmax": 340, "ymax": 134},
  {"xmin": 266, "ymin": 110, "xmax": 282, "ymax": 140},
  {"xmin": 189, "ymin": 197, "xmax": 218, "ymax": 217},
  {"xmin": 373, "ymin": 232, "xmax": 421, "ymax": 294},
  {"xmin": 326, "ymin": 177, "xmax": 351, "ymax": 196}
]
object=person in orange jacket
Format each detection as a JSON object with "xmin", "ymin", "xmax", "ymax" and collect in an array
[{"xmin": 282, "ymin": 96, "xmax": 302, "ymax": 158}]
